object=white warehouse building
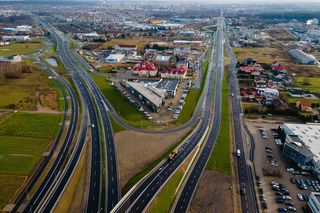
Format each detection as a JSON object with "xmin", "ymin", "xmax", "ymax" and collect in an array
[{"xmin": 105, "ymin": 54, "xmax": 125, "ymax": 63}]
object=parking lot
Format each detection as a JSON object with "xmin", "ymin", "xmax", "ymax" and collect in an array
[{"xmin": 247, "ymin": 121, "xmax": 316, "ymax": 213}]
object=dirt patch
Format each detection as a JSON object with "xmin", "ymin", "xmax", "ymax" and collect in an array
[
  {"xmin": 234, "ymin": 47, "xmax": 293, "ymax": 64},
  {"xmin": 115, "ymin": 128, "xmax": 191, "ymax": 189},
  {"xmin": 290, "ymin": 64, "xmax": 320, "ymax": 77},
  {"xmin": 265, "ymin": 29, "xmax": 297, "ymax": 41},
  {"xmin": 38, "ymin": 89, "xmax": 58, "ymax": 111},
  {"xmin": 188, "ymin": 170, "xmax": 233, "ymax": 213}
]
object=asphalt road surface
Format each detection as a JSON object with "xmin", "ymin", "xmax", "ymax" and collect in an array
[
  {"xmin": 225, "ymin": 28, "xmax": 259, "ymax": 213},
  {"xmin": 172, "ymin": 15, "xmax": 225, "ymax": 213}
]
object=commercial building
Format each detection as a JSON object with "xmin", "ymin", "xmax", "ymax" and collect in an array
[
  {"xmin": 0, "ymin": 55, "xmax": 22, "ymax": 63},
  {"xmin": 156, "ymin": 79, "xmax": 179, "ymax": 98},
  {"xmin": 125, "ymin": 81, "xmax": 165, "ymax": 112},
  {"xmin": 155, "ymin": 55, "xmax": 171, "ymax": 63},
  {"xmin": 76, "ymin": 32, "xmax": 100, "ymax": 41},
  {"xmin": 115, "ymin": 44, "xmax": 137, "ymax": 52},
  {"xmin": 288, "ymin": 49, "xmax": 317, "ymax": 65},
  {"xmin": 308, "ymin": 29, "xmax": 320, "ymax": 41},
  {"xmin": 159, "ymin": 66, "xmax": 188, "ymax": 79},
  {"xmin": 308, "ymin": 192, "xmax": 320, "ymax": 213},
  {"xmin": 105, "ymin": 54, "xmax": 125, "ymax": 63},
  {"xmin": 282, "ymin": 139, "xmax": 314, "ymax": 170},
  {"xmin": 2, "ymin": 35, "xmax": 30, "ymax": 41},
  {"xmin": 281, "ymin": 123, "xmax": 320, "ymax": 178},
  {"xmin": 132, "ymin": 61, "xmax": 158, "ymax": 77},
  {"xmin": 173, "ymin": 40, "xmax": 202, "ymax": 45}
]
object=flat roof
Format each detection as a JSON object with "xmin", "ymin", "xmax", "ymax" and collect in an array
[
  {"xmin": 156, "ymin": 79, "xmax": 179, "ymax": 91},
  {"xmin": 126, "ymin": 81, "xmax": 166, "ymax": 108},
  {"xmin": 106, "ymin": 54, "xmax": 125, "ymax": 60},
  {"xmin": 284, "ymin": 123, "xmax": 320, "ymax": 158}
]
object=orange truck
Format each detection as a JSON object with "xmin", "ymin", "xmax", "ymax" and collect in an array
[{"xmin": 168, "ymin": 150, "xmax": 178, "ymax": 161}]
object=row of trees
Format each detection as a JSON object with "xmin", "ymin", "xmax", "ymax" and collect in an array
[{"xmin": 0, "ymin": 62, "xmax": 38, "ymax": 85}]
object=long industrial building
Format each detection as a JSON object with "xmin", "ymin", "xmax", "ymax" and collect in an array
[
  {"xmin": 288, "ymin": 49, "xmax": 317, "ymax": 65},
  {"xmin": 125, "ymin": 81, "xmax": 166, "ymax": 112}
]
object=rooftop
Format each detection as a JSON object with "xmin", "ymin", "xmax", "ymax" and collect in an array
[
  {"xmin": 126, "ymin": 81, "xmax": 165, "ymax": 108},
  {"xmin": 160, "ymin": 66, "xmax": 187, "ymax": 75},
  {"xmin": 132, "ymin": 61, "xmax": 158, "ymax": 72},
  {"xmin": 284, "ymin": 123, "xmax": 320, "ymax": 158},
  {"xmin": 156, "ymin": 79, "xmax": 179, "ymax": 91}
]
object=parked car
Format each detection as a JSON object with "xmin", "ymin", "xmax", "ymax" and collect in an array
[
  {"xmin": 278, "ymin": 208, "xmax": 287, "ymax": 212},
  {"xmin": 261, "ymin": 194, "xmax": 266, "ymax": 201},
  {"xmin": 286, "ymin": 168, "xmax": 294, "ymax": 172},
  {"xmin": 290, "ymin": 178, "xmax": 296, "ymax": 184},
  {"xmin": 284, "ymin": 200, "xmax": 293, "ymax": 206},
  {"xmin": 303, "ymin": 194, "xmax": 309, "ymax": 201},
  {"xmin": 297, "ymin": 194, "xmax": 304, "ymax": 201},
  {"xmin": 287, "ymin": 207, "xmax": 296, "ymax": 212},
  {"xmin": 262, "ymin": 202, "xmax": 268, "ymax": 209}
]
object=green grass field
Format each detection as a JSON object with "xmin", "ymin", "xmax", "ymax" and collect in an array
[
  {"xmin": 0, "ymin": 112, "xmax": 62, "ymax": 139},
  {"xmin": 89, "ymin": 73, "xmax": 152, "ymax": 128},
  {"xmin": 0, "ymin": 112, "xmax": 62, "ymax": 176},
  {"xmin": 295, "ymin": 77, "xmax": 320, "ymax": 92},
  {"xmin": 0, "ymin": 174, "xmax": 25, "ymax": 209},
  {"xmin": 206, "ymin": 72, "xmax": 231, "ymax": 175},
  {"xmin": 0, "ymin": 40, "xmax": 43, "ymax": 56},
  {"xmin": 148, "ymin": 171, "xmax": 183, "ymax": 213},
  {"xmin": 108, "ymin": 113, "xmax": 126, "ymax": 133}
]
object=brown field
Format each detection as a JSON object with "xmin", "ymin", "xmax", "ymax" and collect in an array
[
  {"xmin": 290, "ymin": 64, "xmax": 320, "ymax": 78},
  {"xmin": 233, "ymin": 47, "xmax": 293, "ymax": 64},
  {"xmin": 188, "ymin": 171, "xmax": 233, "ymax": 213},
  {"xmin": 265, "ymin": 29, "xmax": 297, "ymax": 41},
  {"xmin": 115, "ymin": 128, "xmax": 191, "ymax": 189},
  {"xmin": 0, "ymin": 67, "xmax": 59, "ymax": 111},
  {"xmin": 0, "ymin": 175, "xmax": 26, "ymax": 209}
]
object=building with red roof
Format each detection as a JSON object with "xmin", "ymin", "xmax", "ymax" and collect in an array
[
  {"xmin": 271, "ymin": 61, "xmax": 288, "ymax": 71},
  {"xmin": 132, "ymin": 61, "xmax": 158, "ymax": 77},
  {"xmin": 239, "ymin": 65, "xmax": 263, "ymax": 76},
  {"xmin": 159, "ymin": 66, "xmax": 187, "ymax": 79}
]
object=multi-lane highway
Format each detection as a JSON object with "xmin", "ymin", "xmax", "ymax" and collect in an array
[
  {"xmin": 14, "ymin": 17, "xmax": 105, "ymax": 213},
  {"xmin": 10, "ymin": 55, "xmax": 75, "ymax": 213},
  {"xmin": 171, "ymin": 15, "xmax": 225, "ymax": 213},
  {"xmin": 225, "ymin": 28, "xmax": 259, "ymax": 213},
  {"xmin": 37, "ymin": 18, "xmax": 120, "ymax": 213}
]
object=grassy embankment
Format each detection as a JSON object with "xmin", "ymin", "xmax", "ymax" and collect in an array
[
  {"xmin": 206, "ymin": 72, "xmax": 231, "ymax": 175},
  {"xmin": 89, "ymin": 73, "xmax": 152, "ymax": 128},
  {"xmin": 148, "ymin": 171, "xmax": 184, "ymax": 213}
]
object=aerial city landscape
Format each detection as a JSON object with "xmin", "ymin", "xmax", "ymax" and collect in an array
[{"xmin": 0, "ymin": 0, "xmax": 320, "ymax": 213}]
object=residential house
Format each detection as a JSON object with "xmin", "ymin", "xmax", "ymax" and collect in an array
[
  {"xmin": 254, "ymin": 77, "xmax": 268, "ymax": 88},
  {"xmin": 159, "ymin": 66, "xmax": 187, "ymax": 79},
  {"xmin": 132, "ymin": 61, "xmax": 158, "ymax": 77},
  {"xmin": 257, "ymin": 88, "xmax": 279, "ymax": 100},
  {"xmin": 296, "ymin": 100, "xmax": 313, "ymax": 112}
]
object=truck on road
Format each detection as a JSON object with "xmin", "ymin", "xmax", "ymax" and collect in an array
[{"xmin": 168, "ymin": 150, "xmax": 178, "ymax": 161}]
